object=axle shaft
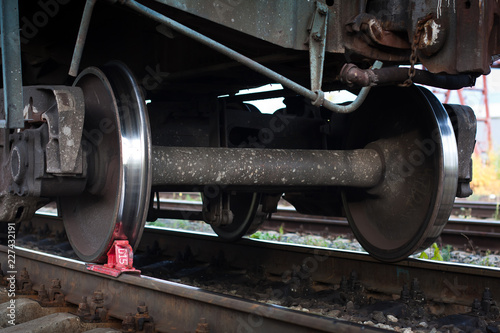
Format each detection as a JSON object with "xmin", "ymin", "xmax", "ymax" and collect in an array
[{"xmin": 152, "ymin": 147, "xmax": 383, "ymax": 188}]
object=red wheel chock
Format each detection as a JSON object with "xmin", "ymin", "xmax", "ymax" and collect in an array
[{"xmin": 86, "ymin": 240, "xmax": 141, "ymax": 277}]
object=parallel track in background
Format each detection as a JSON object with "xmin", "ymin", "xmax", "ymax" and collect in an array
[{"xmin": 154, "ymin": 199, "xmax": 500, "ymax": 252}]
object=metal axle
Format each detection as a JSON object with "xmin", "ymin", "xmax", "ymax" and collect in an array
[{"xmin": 152, "ymin": 147, "xmax": 383, "ymax": 188}]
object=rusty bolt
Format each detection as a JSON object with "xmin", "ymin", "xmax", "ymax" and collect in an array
[
  {"xmin": 51, "ymin": 279, "xmax": 61, "ymax": 289},
  {"xmin": 121, "ymin": 312, "xmax": 135, "ymax": 332},
  {"xmin": 313, "ymin": 32, "xmax": 322, "ymax": 41},
  {"xmin": 20, "ymin": 267, "xmax": 29, "ymax": 279},
  {"xmin": 137, "ymin": 301, "xmax": 148, "ymax": 314},
  {"xmin": 37, "ymin": 284, "xmax": 49, "ymax": 302},
  {"xmin": 144, "ymin": 323, "xmax": 156, "ymax": 333},
  {"xmin": 317, "ymin": 5, "xmax": 328, "ymax": 15},
  {"xmin": 339, "ymin": 276, "xmax": 348, "ymax": 292},
  {"xmin": 92, "ymin": 290, "xmax": 104, "ymax": 303},
  {"xmin": 482, "ymin": 288, "xmax": 493, "ymax": 313},
  {"xmin": 54, "ymin": 293, "xmax": 65, "ymax": 304},
  {"xmin": 77, "ymin": 296, "xmax": 90, "ymax": 317},
  {"xmin": 472, "ymin": 298, "xmax": 481, "ymax": 313},
  {"xmin": 400, "ymin": 284, "xmax": 410, "ymax": 302},
  {"xmin": 196, "ymin": 317, "xmax": 210, "ymax": 333}
]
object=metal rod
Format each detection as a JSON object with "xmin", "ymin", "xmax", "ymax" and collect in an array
[
  {"xmin": 0, "ymin": 0, "xmax": 24, "ymax": 129},
  {"xmin": 69, "ymin": 0, "xmax": 97, "ymax": 77},
  {"xmin": 151, "ymin": 146, "xmax": 383, "ymax": 187},
  {"xmin": 122, "ymin": 0, "xmax": 378, "ymax": 114},
  {"xmin": 341, "ymin": 64, "xmax": 476, "ymax": 90}
]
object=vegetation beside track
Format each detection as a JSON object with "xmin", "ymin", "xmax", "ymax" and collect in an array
[{"xmin": 471, "ymin": 151, "xmax": 500, "ymax": 199}]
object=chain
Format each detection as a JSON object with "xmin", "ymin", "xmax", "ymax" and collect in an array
[{"xmin": 402, "ymin": 14, "xmax": 433, "ymax": 87}]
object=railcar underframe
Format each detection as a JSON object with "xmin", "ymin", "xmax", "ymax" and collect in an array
[{"xmin": 0, "ymin": 0, "xmax": 498, "ymax": 262}]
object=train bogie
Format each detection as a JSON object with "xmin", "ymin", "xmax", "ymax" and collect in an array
[{"xmin": 0, "ymin": 0, "xmax": 495, "ymax": 262}]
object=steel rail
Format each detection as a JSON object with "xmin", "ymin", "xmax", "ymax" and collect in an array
[
  {"xmin": 0, "ymin": 245, "xmax": 383, "ymax": 333},
  {"xmin": 149, "ymin": 199, "xmax": 500, "ymax": 251},
  {"xmin": 152, "ymin": 198, "xmax": 500, "ymax": 218},
  {"xmin": 452, "ymin": 200, "xmax": 499, "ymax": 219},
  {"xmin": 19, "ymin": 213, "xmax": 500, "ymax": 308},
  {"xmin": 139, "ymin": 227, "xmax": 500, "ymax": 307}
]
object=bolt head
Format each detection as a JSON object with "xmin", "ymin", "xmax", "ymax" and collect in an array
[{"xmin": 313, "ymin": 32, "xmax": 322, "ymax": 41}]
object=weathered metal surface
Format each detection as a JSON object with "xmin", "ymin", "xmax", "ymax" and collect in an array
[
  {"xmin": 69, "ymin": 0, "xmax": 97, "ymax": 77},
  {"xmin": 444, "ymin": 104, "xmax": 476, "ymax": 198},
  {"xmin": 35, "ymin": 87, "xmax": 86, "ymax": 175},
  {"xmin": 409, "ymin": 0, "xmax": 500, "ymax": 74},
  {"xmin": 342, "ymin": 85, "xmax": 458, "ymax": 262},
  {"xmin": 346, "ymin": 13, "xmax": 411, "ymax": 49},
  {"xmin": 0, "ymin": 193, "xmax": 42, "ymax": 222},
  {"xmin": 155, "ymin": 0, "xmax": 344, "ymax": 53},
  {"xmin": 123, "ymin": 0, "xmax": 377, "ymax": 113},
  {"xmin": 308, "ymin": 2, "xmax": 329, "ymax": 91},
  {"xmin": 9, "ymin": 125, "xmax": 87, "ymax": 198},
  {"xmin": 0, "ymin": 85, "xmax": 87, "ymax": 222},
  {"xmin": 340, "ymin": 64, "xmax": 476, "ymax": 89},
  {"xmin": 59, "ymin": 63, "xmax": 151, "ymax": 263},
  {"xmin": 343, "ymin": 0, "xmax": 499, "ymax": 74},
  {"xmin": 0, "ymin": 245, "xmax": 383, "ymax": 333},
  {"xmin": 0, "ymin": 0, "xmax": 24, "ymax": 129},
  {"xmin": 151, "ymin": 146, "xmax": 383, "ymax": 187}
]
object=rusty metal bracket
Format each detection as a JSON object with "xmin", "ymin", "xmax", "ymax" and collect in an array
[
  {"xmin": 0, "ymin": 0, "xmax": 24, "ymax": 129},
  {"xmin": 307, "ymin": 1, "xmax": 328, "ymax": 92}
]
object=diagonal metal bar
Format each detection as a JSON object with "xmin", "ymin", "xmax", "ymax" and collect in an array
[
  {"xmin": 69, "ymin": 0, "xmax": 97, "ymax": 77},
  {"xmin": 122, "ymin": 0, "xmax": 379, "ymax": 114}
]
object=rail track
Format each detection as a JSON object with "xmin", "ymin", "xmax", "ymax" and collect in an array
[
  {"xmin": 152, "ymin": 199, "xmax": 500, "ymax": 252},
  {"xmin": 1, "ymin": 245, "xmax": 365, "ymax": 332},
  {"xmin": 2, "ymin": 213, "xmax": 500, "ymax": 332}
]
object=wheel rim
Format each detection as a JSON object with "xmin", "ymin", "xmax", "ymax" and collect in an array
[
  {"xmin": 342, "ymin": 85, "xmax": 458, "ymax": 262},
  {"xmin": 60, "ymin": 62, "xmax": 151, "ymax": 263}
]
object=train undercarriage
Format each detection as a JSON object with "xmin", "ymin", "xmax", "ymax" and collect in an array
[{"xmin": 1, "ymin": 0, "xmax": 498, "ymax": 262}]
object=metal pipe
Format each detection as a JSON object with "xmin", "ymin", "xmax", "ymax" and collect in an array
[
  {"xmin": 151, "ymin": 147, "xmax": 383, "ymax": 188},
  {"xmin": 69, "ymin": 0, "xmax": 97, "ymax": 77},
  {"xmin": 341, "ymin": 64, "xmax": 476, "ymax": 90},
  {"xmin": 122, "ymin": 0, "xmax": 379, "ymax": 114},
  {"xmin": 0, "ymin": 0, "xmax": 24, "ymax": 129}
]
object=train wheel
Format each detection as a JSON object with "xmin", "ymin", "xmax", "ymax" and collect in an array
[
  {"xmin": 342, "ymin": 85, "xmax": 458, "ymax": 262},
  {"xmin": 206, "ymin": 193, "xmax": 265, "ymax": 241},
  {"xmin": 59, "ymin": 62, "xmax": 151, "ymax": 263}
]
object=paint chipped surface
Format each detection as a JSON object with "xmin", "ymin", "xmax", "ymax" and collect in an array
[
  {"xmin": 422, "ymin": 20, "xmax": 441, "ymax": 46},
  {"xmin": 436, "ymin": 0, "xmax": 456, "ymax": 18}
]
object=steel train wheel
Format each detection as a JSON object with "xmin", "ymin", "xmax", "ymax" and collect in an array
[
  {"xmin": 342, "ymin": 85, "xmax": 458, "ymax": 262},
  {"xmin": 60, "ymin": 62, "xmax": 151, "ymax": 263},
  {"xmin": 208, "ymin": 193, "xmax": 266, "ymax": 241}
]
